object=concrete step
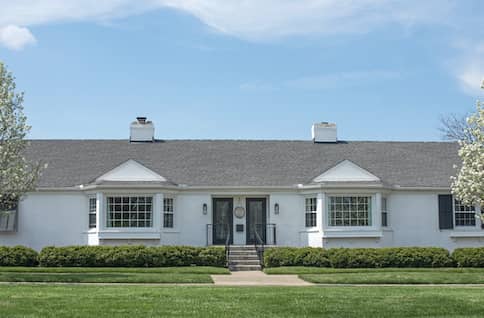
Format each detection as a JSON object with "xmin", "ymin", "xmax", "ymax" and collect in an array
[
  {"xmin": 230, "ymin": 246, "xmax": 258, "ymax": 250},
  {"xmin": 229, "ymin": 264, "xmax": 262, "ymax": 271},
  {"xmin": 229, "ymin": 252, "xmax": 258, "ymax": 257},
  {"xmin": 229, "ymin": 254, "xmax": 259, "ymax": 260},
  {"xmin": 229, "ymin": 259, "xmax": 261, "ymax": 265}
]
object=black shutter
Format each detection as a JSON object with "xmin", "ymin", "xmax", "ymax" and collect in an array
[{"xmin": 438, "ymin": 194, "xmax": 453, "ymax": 230}]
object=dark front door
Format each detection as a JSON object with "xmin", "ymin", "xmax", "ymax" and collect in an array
[
  {"xmin": 212, "ymin": 198, "xmax": 233, "ymax": 245},
  {"xmin": 246, "ymin": 198, "xmax": 267, "ymax": 244}
]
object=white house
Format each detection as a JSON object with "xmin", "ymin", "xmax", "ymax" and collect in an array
[{"xmin": 0, "ymin": 117, "xmax": 483, "ymax": 251}]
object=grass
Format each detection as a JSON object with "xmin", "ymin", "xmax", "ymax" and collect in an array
[
  {"xmin": 0, "ymin": 267, "xmax": 229, "ymax": 284},
  {"xmin": 265, "ymin": 267, "xmax": 484, "ymax": 284},
  {"xmin": 2, "ymin": 285, "xmax": 484, "ymax": 317}
]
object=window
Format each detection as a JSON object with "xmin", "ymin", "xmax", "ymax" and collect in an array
[
  {"xmin": 329, "ymin": 196, "xmax": 371, "ymax": 226},
  {"xmin": 106, "ymin": 196, "xmax": 153, "ymax": 228},
  {"xmin": 88, "ymin": 197, "xmax": 96, "ymax": 229},
  {"xmin": 305, "ymin": 197, "xmax": 317, "ymax": 227},
  {"xmin": 381, "ymin": 197, "xmax": 388, "ymax": 227},
  {"xmin": 454, "ymin": 199, "xmax": 476, "ymax": 227},
  {"xmin": 163, "ymin": 198, "xmax": 174, "ymax": 228}
]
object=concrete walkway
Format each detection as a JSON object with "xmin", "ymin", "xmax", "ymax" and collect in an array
[{"xmin": 211, "ymin": 271, "xmax": 313, "ymax": 286}]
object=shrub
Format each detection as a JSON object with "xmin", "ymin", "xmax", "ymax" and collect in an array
[
  {"xmin": 264, "ymin": 247, "xmax": 330, "ymax": 267},
  {"xmin": 198, "ymin": 247, "xmax": 226, "ymax": 267},
  {"xmin": 327, "ymin": 247, "xmax": 453, "ymax": 268},
  {"xmin": 38, "ymin": 245, "xmax": 226, "ymax": 267},
  {"xmin": 264, "ymin": 247, "xmax": 453, "ymax": 268},
  {"xmin": 0, "ymin": 245, "xmax": 38, "ymax": 266},
  {"xmin": 452, "ymin": 248, "xmax": 484, "ymax": 267}
]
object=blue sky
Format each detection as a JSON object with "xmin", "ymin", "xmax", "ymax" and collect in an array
[{"xmin": 0, "ymin": 1, "xmax": 483, "ymax": 141}]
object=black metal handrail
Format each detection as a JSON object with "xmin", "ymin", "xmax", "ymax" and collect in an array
[
  {"xmin": 253, "ymin": 223, "xmax": 277, "ymax": 268},
  {"xmin": 206, "ymin": 223, "xmax": 231, "ymax": 268},
  {"xmin": 224, "ymin": 223, "xmax": 231, "ymax": 268}
]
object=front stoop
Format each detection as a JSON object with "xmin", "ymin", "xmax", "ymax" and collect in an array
[{"xmin": 228, "ymin": 245, "xmax": 262, "ymax": 271}]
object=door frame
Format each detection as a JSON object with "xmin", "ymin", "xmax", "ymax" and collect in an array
[
  {"xmin": 246, "ymin": 197, "xmax": 267, "ymax": 245},
  {"xmin": 212, "ymin": 197, "xmax": 234, "ymax": 245}
]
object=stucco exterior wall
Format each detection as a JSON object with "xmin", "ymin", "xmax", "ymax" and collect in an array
[
  {"xmin": 388, "ymin": 192, "xmax": 484, "ymax": 250},
  {"xmin": 0, "ymin": 192, "xmax": 88, "ymax": 250}
]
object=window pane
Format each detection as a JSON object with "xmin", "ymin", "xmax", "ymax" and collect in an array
[
  {"xmin": 454, "ymin": 199, "xmax": 476, "ymax": 226},
  {"xmin": 163, "ymin": 198, "xmax": 174, "ymax": 228},
  {"xmin": 164, "ymin": 214, "xmax": 174, "ymax": 228},
  {"xmin": 305, "ymin": 197, "xmax": 317, "ymax": 227},
  {"xmin": 89, "ymin": 214, "xmax": 96, "ymax": 228},
  {"xmin": 329, "ymin": 196, "xmax": 371, "ymax": 227},
  {"xmin": 88, "ymin": 197, "xmax": 97, "ymax": 229},
  {"xmin": 106, "ymin": 196, "xmax": 153, "ymax": 228},
  {"xmin": 382, "ymin": 212, "xmax": 388, "ymax": 227}
]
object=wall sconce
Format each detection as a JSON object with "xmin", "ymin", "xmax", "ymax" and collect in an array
[
  {"xmin": 202, "ymin": 203, "xmax": 208, "ymax": 215},
  {"xmin": 274, "ymin": 203, "xmax": 280, "ymax": 215}
]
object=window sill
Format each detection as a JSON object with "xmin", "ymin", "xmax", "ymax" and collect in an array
[
  {"xmin": 450, "ymin": 231, "xmax": 484, "ymax": 238},
  {"xmin": 299, "ymin": 228, "xmax": 320, "ymax": 233},
  {"xmin": 322, "ymin": 229, "xmax": 383, "ymax": 238},
  {"xmin": 98, "ymin": 230, "xmax": 161, "ymax": 240}
]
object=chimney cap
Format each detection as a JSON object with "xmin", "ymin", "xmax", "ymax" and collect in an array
[{"xmin": 136, "ymin": 117, "xmax": 147, "ymax": 124}]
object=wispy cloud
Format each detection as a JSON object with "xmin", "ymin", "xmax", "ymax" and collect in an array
[
  {"xmin": 240, "ymin": 70, "xmax": 401, "ymax": 92},
  {"xmin": 0, "ymin": 0, "xmax": 481, "ymax": 95},
  {"xmin": 453, "ymin": 42, "xmax": 484, "ymax": 96},
  {"xmin": 0, "ymin": 0, "xmax": 455, "ymax": 43},
  {"xmin": 285, "ymin": 70, "xmax": 401, "ymax": 90}
]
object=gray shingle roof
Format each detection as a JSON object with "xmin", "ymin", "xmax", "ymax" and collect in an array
[{"xmin": 25, "ymin": 140, "xmax": 460, "ymax": 188}]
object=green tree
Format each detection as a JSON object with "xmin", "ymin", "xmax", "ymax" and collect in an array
[
  {"xmin": 451, "ymin": 81, "xmax": 484, "ymax": 221},
  {"xmin": 0, "ymin": 62, "xmax": 43, "ymax": 211}
]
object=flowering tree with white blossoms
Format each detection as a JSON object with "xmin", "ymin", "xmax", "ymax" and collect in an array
[
  {"xmin": 0, "ymin": 62, "xmax": 43, "ymax": 212},
  {"xmin": 451, "ymin": 81, "xmax": 484, "ymax": 222}
]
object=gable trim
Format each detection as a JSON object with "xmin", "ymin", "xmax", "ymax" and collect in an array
[
  {"xmin": 94, "ymin": 159, "xmax": 167, "ymax": 183},
  {"xmin": 312, "ymin": 159, "xmax": 381, "ymax": 183}
]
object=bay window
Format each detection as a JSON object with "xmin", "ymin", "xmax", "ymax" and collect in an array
[
  {"xmin": 106, "ymin": 196, "xmax": 153, "ymax": 228},
  {"xmin": 329, "ymin": 195, "xmax": 371, "ymax": 226}
]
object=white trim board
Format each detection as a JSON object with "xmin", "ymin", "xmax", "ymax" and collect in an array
[
  {"xmin": 313, "ymin": 160, "xmax": 380, "ymax": 183},
  {"xmin": 95, "ymin": 159, "xmax": 167, "ymax": 183}
]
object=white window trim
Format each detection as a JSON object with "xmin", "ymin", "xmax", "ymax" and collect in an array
[
  {"xmin": 105, "ymin": 194, "xmax": 155, "ymax": 229},
  {"xmin": 163, "ymin": 197, "xmax": 175, "ymax": 229},
  {"xmin": 304, "ymin": 196, "xmax": 318, "ymax": 228},
  {"xmin": 453, "ymin": 197, "xmax": 481, "ymax": 230},
  {"xmin": 325, "ymin": 194, "xmax": 377, "ymax": 230},
  {"xmin": 88, "ymin": 195, "xmax": 97, "ymax": 230},
  {"xmin": 381, "ymin": 197, "xmax": 389, "ymax": 227}
]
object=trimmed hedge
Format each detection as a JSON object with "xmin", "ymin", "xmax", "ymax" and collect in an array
[
  {"xmin": 264, "ymin": 247, "xmax": 455, "ymax": 268},
  {"xmin": 264, "ymin": 247, "xmax": 331, "ymax": 267},
  {"xmin": 0, "ymin": 246, "xmax": 38, "ymax": 266},
  {"xmin": 453, "ymin": 248, "xmax": 484, "ymax": 267},
  {"xmin": 38, "ymin": 246, "xmax": 226, "ymax": 267},
  {"xmin": 2, "ymin": 245, "xmax": 483, "ymax": 268}
]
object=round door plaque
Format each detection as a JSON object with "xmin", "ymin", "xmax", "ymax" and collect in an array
[{"xmin": 234, "ymin": 206, "xmax": 246, "ymax": 219}]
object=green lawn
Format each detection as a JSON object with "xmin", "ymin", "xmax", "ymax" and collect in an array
[
  {"xmin": 0, "ymin": 267, "xmax": 229, "ymax": 284},
  {"xmin": 2, "ymin": 285, "xmax": 484, "ymax": 317},
  {"xmin": 265, "ymin": 267, "xmax": 484, "ymax": 284}
]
